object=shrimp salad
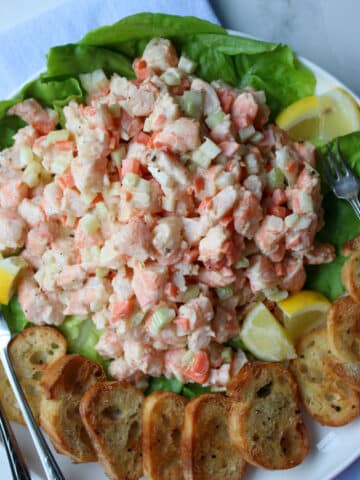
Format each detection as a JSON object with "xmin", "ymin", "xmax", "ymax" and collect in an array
[{"xmin": 0, "ymin": 37, "xmax": 335, "ymax": 388}]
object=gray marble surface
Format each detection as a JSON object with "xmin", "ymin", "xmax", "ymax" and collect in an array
[{"xmin": 211, "ymin": 0, "xmax": 360, "ymax": 97}]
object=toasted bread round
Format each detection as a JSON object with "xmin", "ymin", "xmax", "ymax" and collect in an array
[
  {"xmin": 327, "ymin": 295, "xmax": 360, "ymax": 362},
  {"xmin": 181, "ymin": 393, "xmax": 247, "ymax": 480},
  {"xmin": 143, "ymin": 391, "xmax": 188, "ymax": 480},
  {"xmin": 342, "ymin": 254, "xmax": 360, "ymax": 304},
  {"xmin": 326, "ymin": 359, "xmax": 360, "ymax": 392},
  {"xmin": 80, "ymin": 381, "xmax": 143, "ymax": 480},
  {"xmin": 3, "ymin": 326, "xmax": 67, "ymax": 424},
  {"xmin": 290, "ymin": 327, "xmax": 359, "ymax": 426},
  {"xmin": 342, "ymin": 235, "xmax": 360, "ymax": 257},
  {"xmin": 0, "ymin": 362, "xmax": 24, "ymax": 424},
  {"xmin": 227, "ymin": 362, "xmax": 308, "ymax": 470},
  {"xmin": 40, "ymin": 354, "xmax": 105, "ymax": 463}
]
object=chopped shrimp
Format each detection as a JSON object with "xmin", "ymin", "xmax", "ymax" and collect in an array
[
  {"xmin": 0, "ymin": 170, "xmax": 28, "ymax": 209},
  {"xmin": 285, "ymin": 213, "xmax": 318, "ymax": 252},
  {"xmin": 141, "ymin": 38, "xmax": 178, "ymax": 73},
  {"xmin": 22, "ymin": 222, "xmax": 58, "ymax": 268},
  {"xmin": 74, "ymin": 225, "xmax": 104, "ymax": 249},
  {"xmin": 0, "ymin": 208, "xmax": 27, "ymax": 254},
  {"xmin": 191, "ymin": 79, "xmax": 221, "ymax": 116},
  {"xmin": 18, "ymin": 272, "xmax": 64, "ymax": 325},
  {"xmin": 112, "ymin": 269, "xmax": 134, "ymax": 302},
  {"xmin": 96, "ymin": 330, "xmax": 124, "ymax": 359},
  {"xmin": 231, "ymin": 92, "xmax": 258, "ymax": 130},
  {"xmin": 119, "ymin": 109, "xmax": 144, "ymax": 139},
  {"xmin": 183, "ymin": 350, "xmax": 210, "ymax": 384},
  {"xmin": 243, "ymin": 175, "xmax": 264, "ymax": 200},
  {"xmin": 9, "ymin": 99, "xmax": 56, "ymax": 135},
  {"xmin": 198, "ymin": 267, "xmax": 236, "ymax": 287},
  {"xmin": 132, "ymin": 264, "xmax": 168, "ymax": 311},
  {"xmin": 280, "ymin": 256, "xmax": 306, "ymax": 292},
  {"xmin": 215, "ymin": 85, "xmax": 237, "ymax": 114},
  {"xmin": 304, "ymin": 242, "xmax": 335, "ymax": 265},
  {"xmin": 204, "ymin": 185, "xmax": 238, "ymax": 225},
  {"xmin": 164, "ymin": 348, "xmax": 187, "ymax": 382},
  {"xmin": 71, "ymin": 155, "xmax": 108, "ymax": 195},
  {"xmin": 187, "ymin": 326, "xmax": 214, "ymax": 351},
  {"xmin": 153, "ymin": 118, "xmax": 201, "ymax": 153},
  {"xmin": 199, "ymin": 225, "xmax": 230, "ymax": 268},
  {"xmin": 113, "ymin": 217, "xmax": 153, "ymax": 262},
  {"xmin": 182, "ymin": 217, "xmax": 208, "ymax": 246},
  {"xmin": 64, "ymin": 277, "xmax": 111, "ymax": 315},
  {"xmin": 110, "ymin": 298, "xmax": 135, "ymax": 324},
  {"xmin": 255, "ymin": 215, "xmax": 285, "ymax": 262},
  {"xmin": 143, "ymin": 92, "xmax": 180, "ymax": 132},
  {"xmin": 56, "ymin": 265, "xmax": 86, "ymax": 290},
  {"xmin": 110, "ymin": 76, "xmax": 157, "ymax": 117},
  {"xmin": 123, "ymin": 339, "xmax": 164, "ymax": 377},
  {"xmin": 206, "ymin": 364, "xmax": 231, "ymax": 387},
  {"xmin": 152, "ymin": 216, "xmax": 183, "ymax": 265},
  {"xmin": 18, "ymin": 198, "xmax": 45, "ymax": 227},
  {"xmin": 212, "ymin": 306, "xmax": 239, "ymax": 343},
  {"xmin": 233, "ymin": 189, "xmax": 263, "ymax": 239},
  {"xmin": 42, "ymin": 182, "xmax": 63, "ymax": 216},
  {"xmin": 209, "ymin": 114, "xmax": 233, "ymax": 143},
  {"xmin": 108, "ymin": 356, "xmax": 140, "ymax": 382},
  {"xmin": 245, "ymin": 255, "xmax": 277, "ymax": 292},
  {"xmin": 178, "ymin": 295, "xmax": 214, "ymax": 331},
  {"xmin": 293, "ymin": 142, "xmax": 316, "ymax": 167}
]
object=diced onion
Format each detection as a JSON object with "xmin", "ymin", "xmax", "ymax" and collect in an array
[
  {"xmin": 122, "ymin": 172, "xmax": 140, "ymax": 188},
  {"xmin": 79, "ymin": 69, "xmax": 108, "ymax": 94},
  {"xmin": 47, "ymin": 129, "xmax": 69, "ymax": 144}
]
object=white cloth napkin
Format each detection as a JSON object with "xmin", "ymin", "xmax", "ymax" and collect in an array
[{"xmin": 0, "ymin": 0, "xmax": 219, "ymax": 98}]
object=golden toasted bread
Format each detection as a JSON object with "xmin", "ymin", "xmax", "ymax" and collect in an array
[
  {"xmin": 227, "ymin": 362, "xmax": 308, "ymax": 470},
  {"xmin": 40, "ymin": 354, "xmax": 106, "ymax": 463},
  {"xmin": 342, "ymin": 235, "xmax": 360, "ymax": 256},
  {"xmin": 181, "ymin": 393, "xmax": 247, "ymax": 480},
  {"xmin": 326, "ymin": 359, "xmax": 360, "ymax": 392},
  {"xmin": 342, "ymin": 254, "xmax": 360, "ymax": 304},
  {"xmin": 80, "ymin": 381, "xmax": 143, "ymax": 480},
  {"xmin": 290, "ymin": 327, "xmax": 359, "ymax": 426},
  {"xmin": 0, "ymin": 326, "xmax": 67, "ymax": 424},
  {"xmin": 143, "ymin": 391, "xmax": 187, "ymax": 480},
  {"xmin": 327, "ymin": 295, "xmax": 360, "ymax": 362}
]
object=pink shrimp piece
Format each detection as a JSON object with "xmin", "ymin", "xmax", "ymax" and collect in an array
[
  {"xmin": 9, "ymin": 99, "xmax": 56, "ymax": 135},
  {"xmin": 304, "ymin": 242, "xmax": 335, "ymax": 265},
  {"xmin": 115, "ymin": 217, "xmax": 153, "ymax": 261},
  {"xmin": 143, "ymin": 92, "xmax": 180, "ymax": 132},
  {"xmin": 285, "ymin": 214, "xmax": 318, "ymax": 252},
  {"xmin": 209, "ymin": 115, "xmax": 233, "ymax": 143},
  {"xmin": 110, "ymin": 298, "xmax": 135, "ymax": 323},
  {"xmin": 74, "ymin": 226, "xmax": 104, "ymax": 249},
  {"xmin": 216, "ymin": 87, "xmax": 237, "ymax": 114},
  {"xmin": 108, "ymin": 357, "xmax": 141, "ymax": 382},
  {"xmin": 22, "ymin": 221, "xmax": 58, "ymax": 268},
  {"xmin": 123, "ymin": 339, "xmax": 164, "ymax": 377},
  {"xmin": 187, "ymin": 326, "xmax": 214, "ymax": 352},
  {"xmin": 141, "ymin": 38, "xmax": 178, "ymax": 73},
  {"xmin": 207, "ymin": 364, "xmax": 231, "ymax": 387},
  {"xmin": 198, "ymin": 266, "xmax": 236, "ymax": 288},
  {"xmin": 120, "ymin": 109, "xmax": 144, "ymax": 138},
  {"xmin": 132, "ymin": 58, "xmax": 154, "ymax": 80},
  {"xmin": 272, "ymin": 188, "xmax": 287, "ymax": 206},
  {"xmin": 0, "ymin": 208, "xmax": 27, "ymax": 254},
  {"xmin": 245, "ymin": 255, "xmax": 277, "ymax": 292},
  {"xmin": 164, "ymin": 348, "xmax": 187, "ymax": 382},
  {"xmin": 178, "ymin": 295, "xmax": 214, "ymax": 331},
  {"xmin": 153, "ymin": 118, "xmax": 201, "ymax": 154},
  {"xmin": 205, "ymin": 185, "xmax": 238, "ymax": 225},
  {"xmin": 219, "ymin": 141, "xmax": 240, "ymax": 157},
  {"xmin": 120, "ymin": 157, "xmax": 142, "ymax": 178},
  {"xmin": 191, "ymin": 79, "xmax": 221, "ymax": 116},
  {"xmin": 280, "ymin": 256, "xmax": 306, "ymax": 292},
  {"xmin": 18, "ymin": 198, "xmax": 45, "ymax": 227},
  {"xmin": 233, "ymin": 189, "xmax": 263, "ymax": 239},
  {"xmin": 255, "ymin": 215, "xmax": 286, "ymax": 262},
  {"xmin": 132, "ymin": 264, "xmax": 168, "ymax": 311},
  {"xmin": 64, "ymin": 277, "xmax": 111, "ymax": 316},
  {"xmin": 212, "ymin": 306, "xmax": 239, "ymax": 343},
  {"xmin": 56, "ymin": 265, "xmax": 86, "ymax": 290},
  {"xmin": 96, "ymin": 330, "xmax": 124, "ymax": 360},
  {"xmin": 0, "ymin": 176, "xmax": 28, "ymax": 209},
  {"xmin": 293, "ymin": 142, "xmax": 316, "ymax": 167},
  {"xmin": 231, "ymin": 92, "xmax": 258, "ymax": 130}
]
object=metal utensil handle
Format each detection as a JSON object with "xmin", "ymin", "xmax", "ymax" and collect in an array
[
  {"xmin": 0, "ymin": 400, "xmax": 31, "ymax": 480},
  {"xmin": 0, "ymin": 348, "xmax": 65, "ymax": 480}
]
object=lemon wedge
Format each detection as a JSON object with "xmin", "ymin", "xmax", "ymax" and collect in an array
[
  {"xmin": 276, "ymin": 87, "xmax": 360, "ymax": 141},
  {"xmin": 277, "ymin": 290, "xmax": 331, "ymax": 341},
  {"xmin": 0, "ymin": 256, "xmax": 28, "ymax": 305},
  {"xmin": 240, "ymin": 302, "xmax": 296, "ymax": 361}
]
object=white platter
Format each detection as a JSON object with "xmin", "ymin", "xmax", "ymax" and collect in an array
[{"xmin": 1, "ymin": 28, "xmax": 360, "ymax": 480}]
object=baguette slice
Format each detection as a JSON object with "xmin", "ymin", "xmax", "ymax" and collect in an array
[
  {"xmin": 40, "ymin": 354, "xmax": 106, "ymax": 463},
  {"xmin": 0, "ymin": 326, "xmax": 67, "ymax": 424},
  {"xmin": 143, "ymin": 391, "xmax": 188, "ymax": 480},
  {"xmin": 227, "ymin": 362, "xmax": 308, "ymax": 470},
  {"xmin": 290, "ymin": 327, "xmax": 359, "ymax": 426},
  {"xmin": 342, "ymin": 254, "xmax": 360, "ymax": 304},
  {"xmin": 80, "ymin": 381, "xmax": 143, "ymax": 480},
  {"xmin": 327, "ymin": 295, "xmax": 360, "ymax": 362},
  {"xmin": 181, "ymin": 393, "xmax": 247, "ymax": 480}
]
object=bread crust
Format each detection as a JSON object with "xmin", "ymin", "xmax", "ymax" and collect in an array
[
  {"xmin": 40, "ymin": 354, "xmax": 105, "ymax": 463},
  {"xmin": 0, "ymin": 326, "xmax": 67, "ymax": 424},
  {"xmin": 181, "ymin": 393, "xmax": 247, "ymax": 480},
  {"xmin": 290, "ymin": 327, "xmax": 359, "ymax": 426},
  {"xmin": 342, "ymin": 254, "xmax": 360, "ymax": 304},
  {"xmin": 227, "ymin": 362, "xmax": 309, "ymax": 470},
  {"xmin": 342, "ymin": 235, "xmax": 360, "ymax": 256},
  {"xmin": 143, "ymin": 390, "xmax": 188, "ymax": 480},
  {"xmin": 80, "ymin": 381, "xmax": 144, "ymax": 480}
]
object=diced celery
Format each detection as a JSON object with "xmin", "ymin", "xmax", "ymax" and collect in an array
[
  {"xmin": 95, "ymin": 268, "xmax": 109, "ymax": 278},
  {"xmin": 299, "ymin": 192, "xmax": 314, "ymax": 213},
  {"xmin": 47, "ymin": 129, "xmax": 69, "ymax": 144},
  {"xmin": 263, "ymin": 286, "xmax": 288, "ymax": 302},
  {"xmin": 266, "ymin": 167, "xmax": 285, "ymax": 190},
  {"xmin": 187, "ymin": 162, "xmax": 198, "ymax": 173},
  {"xmin": 131, "ymin": 310, "xmax": 145, "ymax": 327},
  {"xmin": 108, "ymin": 182, "xmax": 122, "ymax": 197},
  {"xmin": 285, "ymin": 213, "xmax": 299, "ymax": 229},
  {"xmin": 79, "ymin": 214, "xmax": 100, "ymax": 235},
  {"xmin": 239, "ymin": 125, "xmax": 255, "ymax": 142},
  {"xmin": 245, "ymin": 153, "xmax": 259, "ymax": 174},
  {"xmin": 182, "ymin": 91, "xmax": 203, "ymax": 120},
  {"xmin": 110, "ymin": 145, "xmax": 127, "ymax": 166},
  {"xmin": 178, "ymin": 55, "xmax": 197, "ymax": 74},
  {"xmin": 216, "ymin": 286, "xmax": 233, "ymax": 300},
  {"xmin": 19, "ymin": 146, "xmax": 34, "ymax": 167},
  {"xmin": 51, "ymin": 153, "xmax": 72, "ymax": 175},
  {"xmin": 215, "ymin": 171, "xmax": 235, "ymax": 189},
  {"xmin": 80, "ymin": 190, "xmax": 97, "ymax": 206},
  {"xmin": 95, "ymin": 202, "xmax": 108, "ymax": 220},
  {"xmin": 122, "ymin": 172, "xmax": 140, "ymax": 188},
  {"xmin": 79, "ymin": 69, "xmax": 108, "ymax": 94},
  {"xmin": 274, "ymin": 148, "xmax": 289, "ymax": 170},
  {"xmin": 182, "ymin": 350, "xmax": 195, "ymax": 365},
  {"xmin": 192, "ymin": 137, "xmax": 221, "ymax": 168},
  {"xmin": 132, "ymin": 191, "xmax": 151, "ymax": 207},
  {"xmin": 205, "ymin": 110, "xmax": 226, "ymax": 129},
  {"xmin": 109, "ymin": 104, "xmax": 121, "ymax": 117},
  {"xmin": 183, "ymin": 285, "xmax": 200, "ymax": 302},
  {"xmin": 65, "ymin": 214, "xmax": 76, "ymax": 228},
  {"xmin": 161, "ymin": 68, "xmax": 182, "ymax": 86},
  {"xmin": 22, "ymin": 161, "xmax": 42, "ymax": 188},
  {"xmin": 150, "ymin": 306, "xmax": 176, "ymax": 334},
  {"xmin": 81, "ymin": 246, "xmax": 101, "ymax": 263},
  {"xmin": 250, "ymin": 131, "xmax": 264, "ymax": 144},
  {"xmin": 162, "ymin": 194, "xmax": 176, "ymax": 211},
  {"xmin": 234, "ymin": 257, "xmax": 250, "ymax": 269},
  {"xmin": 221, "ymin": 347, "xmax": 233, "ymax": 363}
]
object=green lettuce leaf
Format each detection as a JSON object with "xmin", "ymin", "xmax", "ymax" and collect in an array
[
  {"xmin": 146, "ymin": 376, "xmax": 184, "ymax": 394},
  {"xmin": 182, "ymin": 383, "xmax": 211, "ymax": 399},
  {"xmin": 0, "ymin": 115, "xmax": 27, "ymax": 150},
  {"xmin": 1, "ymin": 295, "xmax": 31, "ymax": 334},
  {"xmin": 306, "ymin": 132, "xmax": 360, "ymax": 300}
]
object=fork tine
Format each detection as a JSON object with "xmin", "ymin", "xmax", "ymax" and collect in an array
[
  {"xmin": 336, "ymin": 139, "xmax": 353, "ymax": 175},
  {"xmin": 318, "ymin": 150, "xmax": 336, "ymax": 183},
  {"xmin": 326, "ymin": 145, "xmax": 342, "ymax": 177}
]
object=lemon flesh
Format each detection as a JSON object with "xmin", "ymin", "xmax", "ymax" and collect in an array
[
  {"xmin": 0, "ymin": 256, "xmax": 27, "ymax": 305},
  {"xmin": 240, "ymin": 302, "xmax": 296, "ymax": 361},
  {"xmin": 277, "ymin": 290, "xmax": 331, "ymax": 341},
  {"xmin": 276, "ymin": 87, "xmax": 360, "ymax": 141}
]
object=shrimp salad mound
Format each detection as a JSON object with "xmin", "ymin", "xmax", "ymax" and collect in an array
[{"xmin": 0, "ymin": 37, "xmax": 335, "ymax": 388}]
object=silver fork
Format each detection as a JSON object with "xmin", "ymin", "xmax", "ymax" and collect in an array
[
  {"xmin": 319, "ymin": 139, "xmax": 360, "ymax": 219},
  {"xmin": 0, "ymin": 312, "xmax": 65, "ymax": 480}
]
